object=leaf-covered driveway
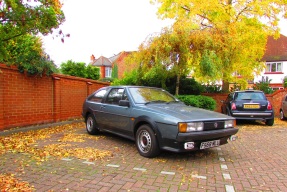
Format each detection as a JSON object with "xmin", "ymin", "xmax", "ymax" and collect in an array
[{"xmin": 0, "ymin": 119, "xmax": 287, "ymax": 191}]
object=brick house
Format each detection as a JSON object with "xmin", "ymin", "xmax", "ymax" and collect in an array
[
  {"xmin": 90, "ymin": 51, "xmax": 134, "ymax": 79},
  {"xmin": 254, "ymin": 34, "xmax": 287, "ymax": 90}
]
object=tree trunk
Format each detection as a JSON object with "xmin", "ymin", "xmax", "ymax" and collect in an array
[
  {"xmin": 175, "ymin": 74, "xmax": 180, "ymax": 95},
  {"xmin": 222, "ymin": 80, "xmax": 230, "ymax": 93}
]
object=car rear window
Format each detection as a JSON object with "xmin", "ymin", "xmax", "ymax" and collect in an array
[{"xmin": 235, "ymin": 92, "xmax": 265, "ymax": 100}]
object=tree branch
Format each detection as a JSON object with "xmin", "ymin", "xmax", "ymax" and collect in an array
[{"xmin": 1, "ymin": 32, "xmax": 27, "ymax": 42}]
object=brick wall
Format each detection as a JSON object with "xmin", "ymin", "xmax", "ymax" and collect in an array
[
  {"xmin": 1, "ymin": 62, "xmax": 286, "ymax": 130},
  {"xmin": 0, "ymin": 64, "xmax": 109, "ymax": 130}
]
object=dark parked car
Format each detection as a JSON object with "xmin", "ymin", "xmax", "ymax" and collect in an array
[
  {"xmin": 221, "ymin": 90, "xmax": 274, "ymax": 126},
  {"xmin": 280, "ymin": 94, "xmax": 287, "ymax": 120},
  {"xmin": 82, "ymin": 86, "xmax": 238, "ymax": 158}
]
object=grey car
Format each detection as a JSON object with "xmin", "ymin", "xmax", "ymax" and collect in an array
[{"xmin": 82, "ymin": 86, "xmax": 238, "ymax": 158}]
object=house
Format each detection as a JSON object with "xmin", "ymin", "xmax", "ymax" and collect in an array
[
  {"xmin": 254, "ymin": 34, "xmax": 287, "ymax": 90},
  {"xmin": 90, "ymin": 51, "xmax": 134, "ymax": 79}
]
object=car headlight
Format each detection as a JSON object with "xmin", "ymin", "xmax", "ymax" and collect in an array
[
  {"xmin": 178, "ymin": 122, "xmax": 203, "ymax": 133},
  {"xmin": 225, "ymin": 120, "xmax": 236, "ymax": 128}
]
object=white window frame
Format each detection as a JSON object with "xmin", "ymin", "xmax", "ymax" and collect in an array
[
  {"xmin": 265, "ymin": 62, "xmax": 283, "ymax": 72},
  {"xmin": 105, "ymin": 67, "xmax": 112, "ymax": 78}
]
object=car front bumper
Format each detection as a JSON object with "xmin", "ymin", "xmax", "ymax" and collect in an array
[{"xmin": 160, "ymin": 128, "xmax": 239, "ymax": 152}]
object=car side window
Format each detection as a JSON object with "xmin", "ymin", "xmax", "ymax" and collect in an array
[
  {"xmin": 88, "ymin": 89, "xmax": 107, "ymax": 103},
  {"xmin": 105, "ymin": 88, "xmax": 126, "ymax": 105}
]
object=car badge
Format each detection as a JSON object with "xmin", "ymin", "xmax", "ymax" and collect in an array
[{"xmin": 214, "ymin": 122, "xmax": 218, "ymax": 128}]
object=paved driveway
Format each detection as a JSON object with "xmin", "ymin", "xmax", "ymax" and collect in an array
[{"xmin": 0, "ymin": 119, "xmax": 287, "ymax": 192}]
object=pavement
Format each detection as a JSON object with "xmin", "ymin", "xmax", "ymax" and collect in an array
[{"xmin": 0, "ymin": 119, "xmax": 287, "ymax": 192}]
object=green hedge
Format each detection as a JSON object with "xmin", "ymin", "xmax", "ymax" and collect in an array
[{"xmin": 176, "ymin": 95, "xmax": 216, "ymax": 111}]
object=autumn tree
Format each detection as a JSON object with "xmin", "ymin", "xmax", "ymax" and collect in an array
[
  {"xmin": 152, "ymin": 0, "xmax": 287, "ymax": 91},
  {"xmin": 0, "ymin": 0, "xmax": 66, "ymax": 75},
  {"xmin": 127, "ymin": 21, "xmax": 193, "ymax": 95}
]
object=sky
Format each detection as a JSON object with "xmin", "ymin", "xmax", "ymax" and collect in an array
[
  {"xmin": 42, "ymin": 0, "xmax": 173, "ymax": 66},
  {"xmin": 42, "ymin": 0, "xmax": 287, "ymax": 67}
]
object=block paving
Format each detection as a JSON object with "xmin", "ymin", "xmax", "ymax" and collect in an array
[{"xmin": 0, "ymin": 120, "xmax": 287, "ymax": 192}]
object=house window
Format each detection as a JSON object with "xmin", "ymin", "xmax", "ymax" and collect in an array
[
  {"xmin": 266, "ymin": 62, "xmax": 282, "ymax": 72},
  {"xmin": 105, "ymin": 67, "xmax": 112, "ymax": 78}
]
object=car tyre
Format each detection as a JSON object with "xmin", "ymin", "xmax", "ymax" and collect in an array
[
  {"xmin": 136, "ymin": 125, "xmax": 160, "ymax": 158},
  {"xmin": 280, "ymin": 110, "xmax": 286, "ymax": 120},
  {"xmin": 86, "ymin": 114, "xmax": 100, "ymax": 135},
  {"xmin": 265, "ymin": 118, "xmax": 274, "ymax": 126}
]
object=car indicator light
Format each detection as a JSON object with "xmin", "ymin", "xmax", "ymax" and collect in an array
[
  {"xmin": 178, "ymin": 123, "xmax": 187, "ymax": 133},
  {"xmin": 178, "ymin": 122, "xmax": 204, "ymax": 132}
]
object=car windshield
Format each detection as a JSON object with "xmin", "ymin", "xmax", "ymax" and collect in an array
[
  {"xmin": 128, "ymin": 87, "xmax": 177, "ymax": 104},
  {"xmin": 235, "ymin": 92, "xmax": 265, "ymax": 100}
]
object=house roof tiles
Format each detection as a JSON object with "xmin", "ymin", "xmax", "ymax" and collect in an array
[
  {"xmin": 262, "ymin": 34, "xmax": 287, "ymax": 62},
  {"xmin": 91, "ymin": 56, "xmax": 112, "ymax": 67}
]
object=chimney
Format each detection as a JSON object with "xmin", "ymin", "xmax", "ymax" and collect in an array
[{"xmin": 90, "ymin": 54, "xmax": 96, "ymax": 62}]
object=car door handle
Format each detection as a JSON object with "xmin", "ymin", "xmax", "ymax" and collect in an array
[{"xmin": 100, "ymin": 106, "xmax": 105, "ymax": 110}]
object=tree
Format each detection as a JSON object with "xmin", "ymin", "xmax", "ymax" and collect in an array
[
  {"xmin": 86, "ymin": 64, "xmax": 100, "ymax": 80},
  {"xmin": 127, "ymin": 23, "xmax": 193, "ymax": 95},
  {"xmin": 0, "ymin": 0, "xmax": 66, "ymax": 75},
  {"xmin": 60, "ymin": 60, "xmax": 100, "ymax": 80},
  {"xmin": 1, "ymin": 34, "xmax": 57, "ymax": 76},
  {"xmin": 0, "ymin": 0, "xmax": 65, "ymax": 42},
  {"xmin": 111, "ymin": 63, "xmax": 118, "ymax": 79},
  {"xmin": 152, "ymin": 0, "xmax": 287, "ymax": 91}
]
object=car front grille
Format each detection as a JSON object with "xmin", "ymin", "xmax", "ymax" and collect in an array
[{"xmin": 203, "ymin": 121, "xmax": 225, "ymax": 131}]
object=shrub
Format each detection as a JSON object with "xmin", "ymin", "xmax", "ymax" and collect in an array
[
  {"xmin": 176, "ymin": 95, "xmax": 216, "ymax": 111},
  {"xmin": 166, "ymin": 77, "xmax": 204, "ymax": 95},
  {"xmin": 60, "ymin": 60, "xmax": 100, "ymax": 80},
  {"xmin": 283, "ymin": 76, "xmax": 287, "ymax": 88},
  {"xmin": 202, "ymin": 84, "xmax": 222, "ymax": 93},
  {"xmin": 253, "ymin": 76, "xmax": 274, "ymax": 94},
  {"xmin": 112, "ymin": 70, "xmax": 138, "ymax": 85}
]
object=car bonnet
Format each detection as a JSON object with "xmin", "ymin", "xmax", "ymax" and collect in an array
[{"xmin": 143, "ymin": 103, "xmax": 233, "ymax": 121}]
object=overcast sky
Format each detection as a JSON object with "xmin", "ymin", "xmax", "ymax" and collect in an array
[{"xmin": 42, "ymin": 0, "xmax": 287, "ymax": 66}]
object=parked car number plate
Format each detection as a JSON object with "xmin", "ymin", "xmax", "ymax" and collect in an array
[
  {"xmin": 244, "ymin": 104, "xmax": 260, "ymax": 109},
  {"xmin": 200, "ymin": 140, "xmax": 220, "ymax": 149}
]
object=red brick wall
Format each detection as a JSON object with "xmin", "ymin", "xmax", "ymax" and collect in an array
[{"xmin": 0, "ymin": 64, "xmax": 109, "ymax": 130}]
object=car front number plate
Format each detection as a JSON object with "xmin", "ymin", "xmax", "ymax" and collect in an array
[{"xmin": 200, "ymin": 140, "xmax": 220, "ymax": 149}]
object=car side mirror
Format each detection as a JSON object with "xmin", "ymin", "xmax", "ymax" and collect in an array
[{"xmin": 119, "ymin": 100, "xmax": 130, "ymax": 107}]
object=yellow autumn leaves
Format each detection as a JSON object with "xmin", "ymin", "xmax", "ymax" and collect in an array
[{"xmin": 0, "ymin": 122, "xmax": 112, "ymax": 162}]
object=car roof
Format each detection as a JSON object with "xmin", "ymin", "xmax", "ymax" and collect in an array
[{"xmin": 104, "ymin": 85, "xmax": 162, "ymax": 89}]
